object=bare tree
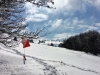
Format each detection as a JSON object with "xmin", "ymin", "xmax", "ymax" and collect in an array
[
  {"xmin": 20, "ymin": 27, "xmax": 51, "ymax": 39},
  {"xmin": 0, "ymin": 0, "xmax": 54, "ymax": 47}
]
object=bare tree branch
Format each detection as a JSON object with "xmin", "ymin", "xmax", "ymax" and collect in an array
[{"xmin": 0, "ymin": 0, "xmax": 54, "ymax": 46}]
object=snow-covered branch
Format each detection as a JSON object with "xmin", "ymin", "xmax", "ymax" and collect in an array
[{"xmin": 0, "ymin": 0, "xmax": 54, "ymax": 46}]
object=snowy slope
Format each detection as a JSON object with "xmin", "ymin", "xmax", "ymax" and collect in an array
[{"xmin": 0, "ymin": 43, "xmax": 100, "ymax": 75}]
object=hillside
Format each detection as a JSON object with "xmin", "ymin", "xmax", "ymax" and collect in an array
[{"xmin": 0, "ymin": 43, "xmax": 100, "ymax": 75}]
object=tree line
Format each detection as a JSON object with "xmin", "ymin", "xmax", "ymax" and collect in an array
[{"xmin": 59, "ymin": 30, "xmax": 100, "ymax": 55}]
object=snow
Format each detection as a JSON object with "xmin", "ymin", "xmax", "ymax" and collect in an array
[
  {"xmin": 0, "ymin": 43, "xmax": 100, "ymax": 75},
  {"xmin": 0, "ymin": 33, "xmax": 9, "ymax": 38},
  {"xmin": 33, "ymin": 39, "xmax": 62, "ymax": 46}
]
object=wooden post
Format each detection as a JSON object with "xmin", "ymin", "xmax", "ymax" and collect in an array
[
  {"xmin": 23, "ymin": 48, "xmax": 26, "ymax": 64},
  {"xmin": 23, "ymin": 56, "xmax": 25, "ymax": 64}
]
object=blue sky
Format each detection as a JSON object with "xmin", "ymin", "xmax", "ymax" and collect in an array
[{"xmin": 23, "ymin": 0, "xmax": 100, "ymax": 40}]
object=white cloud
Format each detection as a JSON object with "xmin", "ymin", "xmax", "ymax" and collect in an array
[
  {"xmin": 50, "ymin": 19, "xmax": 63, "ymax": 30},
  {"xmin": 78, "ymin": 25, "xmax": 98, "ymax": 30},
  {"xmin": 53, "ymin": 33, "xmax": 77, "ymax": 40},
  {"xmin": 73, "ymin": 17, "xmax": 84, "ymax": 25},
  {"xmin": 52, "ymin": 0, "xmax": 87, "ymax": 14},
  {"xmin": 50, "ymin": 0, "xmax": 100, "ymax": 15},
  {"xmin": 48, "ymin": 17, "xmax": 85, "ymax": 32},
  {"xmin": 95, "ymin": 23, "xmax": 100, "ymax": 27},
  {"xmin": 84, "ymin": 0, "xmax": 100, "ymax": 10},
  {"xmin": 24, "ymin": 2, "xmax": 48, "ymax": 23},
  {"xmin": 26, "ymin": 14, "xmax": 48, "ymax": 22},
  {"xmin": 25, "ymin": 2, "xmax": 38, "ymax": 14},
  {"xmin": 94, "ymin": 0, "xmax": 100, "ymax": 9}
]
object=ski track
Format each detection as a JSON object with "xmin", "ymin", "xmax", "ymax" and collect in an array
[
  {"xmin": 42, "ymin": 60, "xmax": 98, "ymax": 74},
  {"xmin": 12, "ymin": 49, "xmax": 60, "ymax": 75},
  {"xmin": 0, "ymin": 46, "xmax": 99, "ymax": 75},
  {"xmin": 12, "ymin": 49, "xmax": 99, "ymax": 75}
]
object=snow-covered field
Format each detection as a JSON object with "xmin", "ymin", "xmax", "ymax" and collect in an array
[{"xmin": 0, "ymin": 43, "xmax": 100, "ymax": 75}]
